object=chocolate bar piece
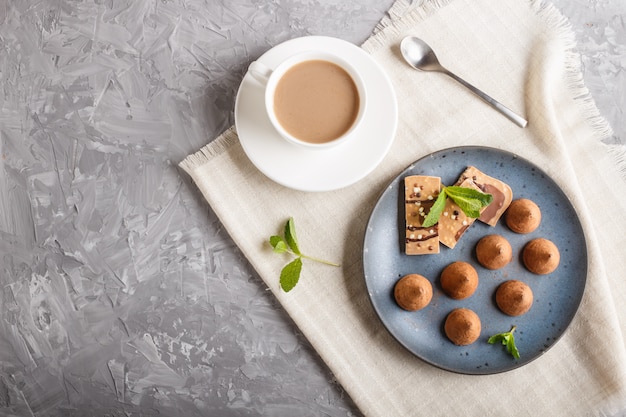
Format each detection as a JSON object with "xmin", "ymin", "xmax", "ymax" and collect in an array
[
  {"xmin": 455, "ymin": 166, "xmax": 513, "ymax": 227},
  {"xmin": 404, "ymin": 175, "xmax": 440, "ymax": 255},
  {"xmin": 438, "ymin": 178, "xmax": 479, "ymax": 249}
]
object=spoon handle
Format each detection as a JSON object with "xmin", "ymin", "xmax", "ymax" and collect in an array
[{"xmin": 443, "ymin": 70, "xmax": 528, "ymax": 128}]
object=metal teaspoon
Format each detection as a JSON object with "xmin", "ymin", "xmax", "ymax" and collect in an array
[{"xmin": 400, "ymin": 36, "xmax": 528, "ymax": 128}]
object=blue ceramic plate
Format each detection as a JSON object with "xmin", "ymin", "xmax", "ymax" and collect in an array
[{"xmin": 363, "ymin": 147, "xmax": 587, "ymax": 374}]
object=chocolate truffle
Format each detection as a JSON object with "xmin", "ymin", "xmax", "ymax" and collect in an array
[
  {"xmin": 394, "ymin": 274, "xmax": 433, "ymax": 311},
  {"xmin": 444, "ymin": 308, "xmax": 481, "ymax": 346},
  {"xmin": 505, "ymin": 198, "xmax": 541, "ymax": 234},
  {"xmin": 496, "ymin": 280, "xmax": 534, "ymax": 316},
  {"xmin": 440, "ymin": 261, "xmax": 479, "ymax": 300},
  {"xmin": 523, "ymin": 238, "xmax": 560, "ymax": 274},
  {"xmin": 475, "ymin": 234, "xmax": 513, "ymax": 270}
]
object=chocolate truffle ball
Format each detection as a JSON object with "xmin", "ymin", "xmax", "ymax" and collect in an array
[
  {"xmin": 496, "ymin": 280, "xmax": 534, "ymax": 316},
  {"xmin": 394, "ymin": 274, "xmax": 433, "ymax": 311},
  {"xmin": 475, "ymin": 234, "xmax": 513, "ymax": 270},
  {"xmin": 523, "ymin": 238, "xmax": 560, "ymax": 274},
  {"xmin": 444, "ymin": 308, "xmax": 481, "ymax": 346},
  {"xmin": 440, "ymin": 261, "xmax": 479, "ymax": 300},
  {"xmin": 505, "ymin": 198, "xmax": 542, "ymax": 234}
]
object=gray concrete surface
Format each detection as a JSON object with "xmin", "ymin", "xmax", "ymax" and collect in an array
[{"xmin": 0, "ymin": 0, "xmax": 623, "ymax": 416}]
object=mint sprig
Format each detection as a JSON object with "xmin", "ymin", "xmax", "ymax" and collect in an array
[
  {"xmin": 422, "ymin": 185, "xmax": 493, "ymax": 228},
  {"xmin": 487, "ymin": 325, "xmax": 521, "ymax": 359},
  {"xmin": 269, "ymin": 217, "xmax": 340, "ymax": 292}
]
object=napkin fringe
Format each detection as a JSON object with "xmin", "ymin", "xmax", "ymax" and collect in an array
[
  {"xmin": 179, "ymin": 126, "xmax": 238, "ymax": 175},
  {"xmin": 532, "ymin": 0, "xmax": 626, "ymax": 181},
  {"xmin": 609, "ymin": 144, "xmax": 626, "ymax": 179},
  {"xmin": 534, "ymin": 0, "xmax": 613, "ymax": 137},
  {"xmin": 371, "ymin": 0, "xmax": 454, "ymax": 37}
]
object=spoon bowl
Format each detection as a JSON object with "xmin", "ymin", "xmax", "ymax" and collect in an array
[
  {"xmin": 400, "ymin": 36, "xmax": 527, "ymax": 128},
  {"xmin": 400, "ymin": 36, "xmax": 444, "ymax": 72}
]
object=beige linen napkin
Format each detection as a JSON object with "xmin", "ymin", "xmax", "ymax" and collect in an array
[{"xmin": 180, "ymin": 0, "xmax": 626, "ymax": 415}]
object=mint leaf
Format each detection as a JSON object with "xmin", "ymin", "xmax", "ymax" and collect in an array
[
  {"xmin": 422, "ymin": 191, "xmax": 446, "ymax": 228},
  {"xmin": 418, "ymin": 185, "xmax": 493, "ymax": 227},
  {"xmin": 269, "ymin": 236, "xmax": 288, "ymax": 253},
  {"xmin": 488, "ymin": 325, "xmax": 520, "ymax": 359},
  {"xmin": 284, "ymin": 217, "xmax": 301, "ymax": 255},
  {"xmin": 487, "ymin": 333, "xmax": 505, "ymax": 345},
  {"xmin": 280, "ymin": 257, "xmax": 302, "ymax": 292},
  {"xmin": 455, "ymin": 198, "xmax": 484, "ymax": 218},
  {"xmin": 269, "ymin": 218, "xmax": 340, "ymax": 292},
  {"xmin": 507, "ymin": 335, "xmax": 520, "ymax": 359},
  {"xmin": 444, "ymin": 186, "xmax": 493, "ymax": 218},
  {"xmin": 445, "ymin": 186, "xmax": 493, "ymax": 205}
]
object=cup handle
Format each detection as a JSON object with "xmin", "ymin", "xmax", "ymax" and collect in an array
[{"xmin": 248, "ymin": 61, "xmax": 273, "ymax": 85}]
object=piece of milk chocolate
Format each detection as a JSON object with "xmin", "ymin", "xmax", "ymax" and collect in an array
[
  {"xmin": 438, "ymin": 178, "xmax": 479, "ymax": 249},
  {"xmin": 404, "ymin": 175, "xmax": 440, "ymax": 255},
  {"xmin": 455, "ymin": 166, "xmax": 513, "ymax": 227}
]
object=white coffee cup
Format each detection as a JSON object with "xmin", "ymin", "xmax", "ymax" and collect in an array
[{"xmin": 248, "ymin": 51, "xmax": 367, "ymax": 150}]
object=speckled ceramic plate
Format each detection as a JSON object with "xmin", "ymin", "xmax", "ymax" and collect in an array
[{"xmin": 363, "ymin": 146, "xmax": 587, "ymax": 375}]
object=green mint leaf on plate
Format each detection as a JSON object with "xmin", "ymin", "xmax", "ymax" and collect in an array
[
  {"xmin": 488, "ymin": 325, "xmax": 520, "ymax": 359},
  {"xmin": 420, "ymin": 185, "xmax": 493, "ymax": 228},
  {"xmin": 280, "ymin": 257, "xmax": 302, "ymax": 292},
  {"xmin": 507, "ymin": 335, "xmax": 520, "ymax": 359},
  {"xmin": 422, "ymin": 191, "xmax": 447, "ymax": 228},
  {"xmin": 487, "ymin": 333, "xmax": 505, "ymax": 345},
  {"xmin": 444, "ymin": 186, "xmax": 493, "ymax": 218},
  {"xmin": 284, "ymin": 217, "xmax": 301, "ymax": 255},
  {"xmin": 269, "ymin": 217, "xmax": 340, "ymax": 292},
  {"xmin": 445, "ymin": 185, "xmax": 494, "ymax": 205}
]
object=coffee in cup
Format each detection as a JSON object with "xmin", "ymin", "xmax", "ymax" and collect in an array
[{"xmin": 248, "ymin": 51, "xmax": 366, "ymax": 149}]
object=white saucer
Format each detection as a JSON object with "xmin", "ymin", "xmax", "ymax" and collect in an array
[{"xmin": 234, "ymin": 36, "xmax": 398, "ymax": 192}]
